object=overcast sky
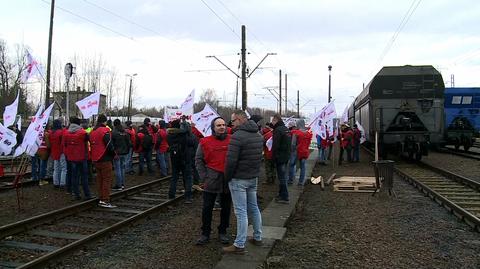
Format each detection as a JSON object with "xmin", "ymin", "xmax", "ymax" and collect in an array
[{"xmin": 1, "ymin": 0, "xmax": 479, "ymax": 116}]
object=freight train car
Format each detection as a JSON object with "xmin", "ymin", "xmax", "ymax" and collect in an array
[
  {"xmin": 444, "ymin": 87, "xmax": 480, "ymax": 151},
  {"xmin": 352, "ymin": 65, "xmax": 445, "ymax": 160}
]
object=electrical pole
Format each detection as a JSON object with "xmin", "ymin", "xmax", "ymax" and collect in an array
[
  {"xmin": 328, "ymin": 65, "xmax": 332, "ymax": 103},
  {"xmin": 241, "ymin": 25, "xmax": 247, "ymax": 110},
  {"xmin": 126, "ymin": 73, "xmax": 137, "ymax": 122},
  {"xmin": 285, "ymin": 73, "xmax": 288, "ymax": 116},
  {"xmin": 297, "ymin": 90, "xmax": 300, "ymax": 118},
  {"xmin": 279, "ymin": 69, "xmax": 282, "ymax": 115},
  {"xmin": 45, "ymin": 0, "xmax": 55, "ymax": 108},
  {"xmin": 206, "ymin": 25, "xmax": 276, "ymax": 111}
]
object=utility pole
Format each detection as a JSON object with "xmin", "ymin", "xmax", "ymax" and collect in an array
[
  {"xmin": 328, "ymin": 65, "xmax": 332, "ymax": 103},
  {"xmin": 285, "ymin": 73, "xmax": 288, "ymax": 115},
  {"xmin": 241, "ymin": 25, "xmax": 247, "ymax": 110},
  {"xmin": 206, "ymin": 25, "xmax": 276, "ymax": 111},
  {"xmin": 45, "ymin": 0, "xmax": 55, "ymax": 108},
  {"xmin": 126, "ymin": 73, "xmax": 137, "ymax": 122},
  {"xmin": 297, "ymin": 90, "xmax": 300, "ymax": 118},
  {"xmin": 279, "ymin": 69, "xmax": 282, "ymax": 115}
]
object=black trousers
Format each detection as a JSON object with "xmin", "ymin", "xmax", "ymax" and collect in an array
[{"xmin": 201, "ymin": 191, "xmax": 231, "ymax": 236}]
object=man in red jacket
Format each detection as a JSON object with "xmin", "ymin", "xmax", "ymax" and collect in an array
[
  {"xmin": 289, "ymin": 119, "xmax": 313, "ymax": 186},
  {"xmin": 124, "ymin": 121, "xmax": 136, "ymax": 175},
  {"xmin": 262, "ymin": 123, "xmax": 276, "ymax": 184},
  {"xmin": 64, "ymin": 117, "xmax": 91, "ymax": 200},
  {"xmin": 195, "ymin": 117, "xmax": 232, "ymax": 245},
  {"xmin": 90, "ymin": 114, "xmax": 116, "ymax": 208},
  {"xmin": 155, "ymin": 120, "xmax": 169, "ymax": 177}
]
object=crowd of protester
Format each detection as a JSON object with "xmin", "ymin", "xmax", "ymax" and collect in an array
[{"xmin": 21, "ymin": 110, "xmax": 362, "ymax": 253}]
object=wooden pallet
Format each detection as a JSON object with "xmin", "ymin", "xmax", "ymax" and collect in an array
[
  {"xmin": 333, "ymin": 184, "xmax": 377, "ymax": 192},
  {"xmin": 333, "ymin": 176, "xmax": 378, "ymax": 193}
]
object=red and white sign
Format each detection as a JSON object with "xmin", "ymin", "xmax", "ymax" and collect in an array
[
  {"xmin": 309, "ymin": 101, "xmax": 337, "ymax": 140},
  {"xmin": 21, "ymin": 51, "xmax": 43, "ymax": 83},
  {"xmin": 75, "ymin": 92, "xmax": 100, "ymax": 119},
  {"xmin": 192, "ymin": 103, "xmax": 220, "ymax": 137},
  {"xmin": 164, "ymin": 107, "xmax": 192, "ymax": 123}
]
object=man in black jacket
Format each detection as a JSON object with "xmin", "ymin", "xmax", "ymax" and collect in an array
[
  {"xmin": 167, "ymin": 118, "xmax": 194, "ymax": 203},
  {"xmin": 223, "ymin": 110, "xmax": 263, "ymax": 254},
  {"xmin": 112, "ymin": 119, "xmax": 131, "ymax": 190},
  {"xmin": 271, "ymin": 114, "xmax": 291, "ymax": 203}
]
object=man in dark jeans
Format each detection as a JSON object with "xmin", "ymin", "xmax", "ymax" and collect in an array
[
  {"xmin": 271, "ymin": 114, "xmax": 291, "ymax": 203},
  {"xmin": 167, "ymin": 118, "xmax": 194, "ymax": 203},
  {"xmin": 137, "ymin": 126, "xmax": 154, "ymax": 175},
  {"xmin": 195, "ymin": 117, "xmax": 232, "ymax": 245}
]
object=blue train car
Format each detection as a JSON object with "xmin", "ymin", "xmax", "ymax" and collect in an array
[{"xmin": 444, "ymin": 87, "xmax": 480, "ymax": 151}]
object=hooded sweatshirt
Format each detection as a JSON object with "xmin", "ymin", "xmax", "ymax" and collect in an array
[{"xmin": 224, "ymin": 120, "xmax": 263, "ymax": 182}]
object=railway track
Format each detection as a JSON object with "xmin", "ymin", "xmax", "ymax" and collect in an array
[
  {"xmin": 361, "ymin": 146, "xmax": 480, "ymax": 231},
  {"xmin": 395, "ymin": 162, "xmax": 480, "ymax": 231},
  {"xmin": 0, "ymin": 175, "xmax": 185, "ymax": 268},
  {"xmin": 440, "ymin": 147, "xmax": 480, "ymax": 161}
]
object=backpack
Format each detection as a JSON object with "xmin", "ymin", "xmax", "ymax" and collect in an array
[
  {"xmin": 141, "ymin": 133, "xmax": 154, "ymax": 150},
  {"xmin": 169, "ymin": 139, "xmax": 185, "ymax": 162}
]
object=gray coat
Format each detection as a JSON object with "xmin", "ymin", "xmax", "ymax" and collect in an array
[
  {"xmin": 195, "ymin": 142, "xmax": 227, "ymax": 193},
  {"xmin": 224, "ymin": 120, "xmax": 264, "ymax": 182}
]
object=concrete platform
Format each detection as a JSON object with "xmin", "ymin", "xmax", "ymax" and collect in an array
[{"xmin": 215, "ymin": 150, "xmax": 318, "ymax": 269}]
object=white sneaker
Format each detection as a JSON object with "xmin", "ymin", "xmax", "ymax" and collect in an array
[
  {"xmin": 98, "ymin": 201, "xmax": 107, "ymax": 206},
  {"xmin": 99, "ymin": 202, "xmax": 117, "ymax": 208}
]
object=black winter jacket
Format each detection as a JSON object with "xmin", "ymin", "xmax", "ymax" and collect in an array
[
  {"xmin": 272, "ymin": 120, "xmax": 291, "ymax": 164},
  {"xmin": 112, "ymin": 125, "xmax": 131, "ymax": 155},
  {"xmin": 224, "ymin": 120, "xmax": 263, "ymax": 182}
]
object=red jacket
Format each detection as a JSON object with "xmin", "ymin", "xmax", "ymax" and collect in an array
[
  {"xmin": 64, "ymin": 128, "xmax": 88, "ymax": 162},
  {"xmin": 49, "ymin": 129, "xmax": 65, "ymax": 160},
  {"xmin": 340, "ymin": 129, "xmax": 354, "ymax": 148},
  {"xmin": 156, "ymin": 128, "xmax": 169, "ymax": 153},
  {"xmin": 192, "ymin": 126, "xmax": 204, "ymax": 140},
  {"xmin": 125, "ymin": 127, "xmax": 136, "ymax": 149},
  {"xmin": 199, "ymin": 135, "xmax": 231, "ymax": 173},
  {"xmin": 135, "ymin": 132, "xmax": 145, "ymax": 153},
  {"xmin": 295, "ymin": 129, "xmax": 313, "ymax": 160},
  {"xmin": 90, "ymin": 126, "xmax": 111, "ymax": 162},
  {"xmin": 262, "ymin": 128, "xmax": 273, "ymax": 160}
]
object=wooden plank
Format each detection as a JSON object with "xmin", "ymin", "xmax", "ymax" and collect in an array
[
  {"xmin": 78, "ymin": 212, "xmax": 126, "ymax": 221},
  {"xmin": 29, "ymin": 230, "xmax": 85, "ymax": 240},
  {"xmin": 0, "ymin": 241, "xmax": 59, "ymax": 252},
  {"xmin": 60, "ymin": 221, "xmax": 105, "ymax": 230},
  {"xmin": 0, "ymin": 260, "xmax": 24, "ymax": 268},
  {"xmin": 114, "ymin": 202, "xmax": 154, "ymax": 209},
  {"xmin": 94, "ymin": 208, "xmax": 143, "ymax": 215},
  {"xmin": 127, "ymin": 196, "xmax": 166, "ymax": 202}
]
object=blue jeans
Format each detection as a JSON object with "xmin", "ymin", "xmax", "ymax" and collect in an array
[
  {"xmin": 113, "ymin": 155, "xmax": 127, "ymax": 187},
  {"xmin": 288, "ymin": 153, "xmax": 297, "ymax": 184},
  {"xmin": 353, "ymin": 145, "xmax": 360, "ymax": 162},
  {"xmin": 229, "ymin": 178, "xmax": 262, "ymax": 248},
  {"xmin": 139, "ymin": 149, "xmax": 153, "ymax": 174},
  {"xmin": 125, "ymin": 148, "xmax": 134, "ymax": 173},
  {"xmin": 69, "ymin": 160, "xmax": 91, "ymax": 199},
  {"xmin": 318, "ymin": 147, "xmax": 326, "ymax": 162},
  {"xmin": 53, "ymin": 154, "xmax": 67, "ymax": 186},
  {"xmin": 31, "ymin": 156, "xmax": 47, "ymax": 181},
  {"xmin": 275, "ymin": 162, "xmax": 289, "ymax": 201},
  {"xmin": 297, "ymin": 159, "xmax": 306, "ymax": 185},
  {"xmin": 156, "ymin": 151, "xmax": 168, "ymax": 177},
  {"xmin": 169, "ymin": 162, "xmax": 192, "ymax": 200}
]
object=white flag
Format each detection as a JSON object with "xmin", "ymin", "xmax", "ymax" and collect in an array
[
  {"xmin": 75, "ymin": 92, "xmax": 101, "ymax": 119},
  {"xmin": 0, "ymin": 122, "xmax": 17, "ymax": 155},
  {"xmin": 22, "ymin": 51, "xmax": 43, "ymax": 83},
  {"xmin": 180, "ymin": 89, "xmax": 195, "ymax": 115},
  {"xmin": 165, "ymin": 107, "xmax": 192, "ymax": 123},
  {"xmin": 265, "ymin": 136, "xmax": 273, "ymax": 151},
  {"xmin": 14, "ymin": 105, "xmax": 43, "ymax": 157},
  {"xmin": 17, "ymin": 116, "xmax": 21, "ymax": 131},
  {"xmin": 356, "ymin": 121, "xmax": 366, "ymax": 144},
  {"xmin": 192, "ymin": 103, "xmax": 220, "ymax": 137},
  {"xmin": 309, "ymin": 101, "xmax": 337, "ymax": 139},
  {"xmin": 25, "ymin": 103, "xmax": 54, "ymax": 156},
  {"xmin": 3, "ymin": 92, "xmax": 19, "ymax": 127},
  {"xmin": 341, "ymin": 105, "xmax": 349, "ymax": 124}
]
